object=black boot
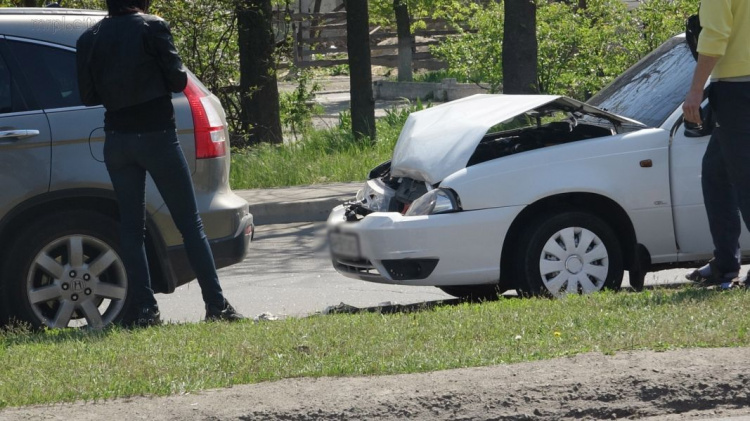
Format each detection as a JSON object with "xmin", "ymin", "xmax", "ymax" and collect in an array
[
  {"xmin": 205, "ymin": 300, "xmax": 245, "ymax": 322},
  {"xmin": 134, "ymin": 305, "xmax": 161, "ymax": 327}
]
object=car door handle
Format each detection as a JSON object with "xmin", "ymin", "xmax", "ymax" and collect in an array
[{"xmin": 0, "ymin": 129, "xmax": 40, "ymax": 140}]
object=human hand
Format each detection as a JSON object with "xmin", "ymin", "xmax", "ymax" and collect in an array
[{"xmin": 682, "ymin": 89, "xmax": 704, "ymax": 125}]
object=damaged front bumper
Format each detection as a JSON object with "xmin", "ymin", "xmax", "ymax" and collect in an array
[{"xmin": 326, "ymin": 202, "xmax": 523, "ymax": 286}]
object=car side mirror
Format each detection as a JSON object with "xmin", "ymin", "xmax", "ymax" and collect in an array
[{"xmin": 684, "ymin": 105, "xmax": 714, "ymax": 138}]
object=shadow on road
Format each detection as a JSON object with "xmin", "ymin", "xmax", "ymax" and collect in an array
[
  {"xmin": 319, "ymin": 295, "xmax": 511, "ymax": 316},
  {"xmin": 318, "ymin": 281, "xmax": 706, "ymax": 316}
]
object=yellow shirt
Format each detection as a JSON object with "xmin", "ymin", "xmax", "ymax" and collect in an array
[{"xmin": 697, "ymin": 0, "xmax": 750, "ymax": 78}]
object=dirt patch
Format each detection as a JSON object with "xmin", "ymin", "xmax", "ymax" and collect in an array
[{"xmin": 3, "ymin": 348, "xmax": 750, "ymax": 420}]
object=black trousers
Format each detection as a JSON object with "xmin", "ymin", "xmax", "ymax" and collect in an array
[
  {"xmin": 701, "ymin": 81, "xmax": 750, "ymax": 274},
  {"xmin": 104, "ymin": 129, "xmax": 226, "ymax": 309}
]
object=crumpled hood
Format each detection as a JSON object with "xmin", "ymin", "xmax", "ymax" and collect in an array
[{"xmin": 390, "ymin": 94, "xmax": 644, "ymax": 185}]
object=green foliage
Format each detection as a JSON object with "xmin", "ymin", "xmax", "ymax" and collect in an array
[
  {"xmin": 431, "ymin": 1, "xmax": 504, "ymax": 92},
  {"xmin": 310, "ymin": 54, "xmax": 350, "ymax": 77},
  {"xmin": 407, "ymin": 69, "xmax": 472, "ymax": 84},
  {"xmin": 537, "ymin": 0, "xmax": 639, "ymax": 99},
  {"xmin": 433, "ymin": 0, "xmax": 699, "ymax": 100},
  {"xmin": 369, "ymin": 0, "xmax": 482, "ymax": 30},
  {"xmin": 381, "ymin": 98, "xmax": 425, "ymax": 127},
  {"xmin": 230, "ymin": 100, "xmax": 424, "ymax": 189},
  {"xmin": 633, "ymin": 0, "xmax": 699, "ymax": 52},
  {"xmin": 46, "ymin": 0, "xmax": 104, "ymax": 8},
  {"xmin": 327, "ymin": 63, "xmax": 350, "ymax": 76},
  {"xmin": 150, "ymin": 0, "xmax": 242, "ymax": 132},
  {"xmin": 278, "ymin": 68, "xmax": 322, "ymax": 140}
]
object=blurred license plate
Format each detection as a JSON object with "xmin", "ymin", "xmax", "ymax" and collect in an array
[{"xmin": 329, "ymin": 232, "xmax": 360, "ymax": 258}]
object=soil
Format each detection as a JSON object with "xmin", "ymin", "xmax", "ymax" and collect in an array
[{"xmin": 3, "ymin": 347, "xmax": 750, "ymax": 420}]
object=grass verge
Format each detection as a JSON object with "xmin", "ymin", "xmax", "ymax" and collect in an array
[
  {"xmin": 229, "ymin": 103, "xmax": 422, "ymax": 189},
  {"xmin": 1, "ymin": 287, "xmax": 749, "ymax": 408}
]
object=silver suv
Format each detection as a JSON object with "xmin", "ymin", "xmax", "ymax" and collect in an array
[{"xmin": 0, "ymin": 8, "xmax": 253, "ymax": 328}]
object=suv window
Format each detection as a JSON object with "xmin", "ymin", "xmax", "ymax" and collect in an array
[
  {"xmin": 0, "ymin": 51, "xmax": 29, "ymax": 114},
  {"xmin": 0, "ymin": 53, "xmax": 10, "ymax": 113},
  {"xmin": 7, "ymin": 40, "xmax": 82, "ymax": 110}
]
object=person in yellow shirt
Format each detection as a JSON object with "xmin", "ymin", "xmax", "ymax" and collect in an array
[{"xmin": 684, "ymin": 1, "xmax": 750, "ymax": 287}]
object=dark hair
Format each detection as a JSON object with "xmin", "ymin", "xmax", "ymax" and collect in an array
[{"xmin": 106, "ymin": 0, "xmax": 149, "ymax": 16}]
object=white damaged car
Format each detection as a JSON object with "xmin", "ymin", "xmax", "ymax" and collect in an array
[{"xmin": 327, "ymin": 34, "xmax": 734, "ymax": 299}]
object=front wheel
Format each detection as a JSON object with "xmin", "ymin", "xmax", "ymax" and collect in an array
[
  {"xmin": 517, "ymin": 211, "xmax": 623, "ymax": 297},
  {"xmin": 4, "ymin": 211, "xmax": 132, "ymax": 329}
]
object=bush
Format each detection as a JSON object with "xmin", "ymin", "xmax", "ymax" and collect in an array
[
  {"xmin": 230, "ymin": 100, "xmax": 427, "ymax": 189},
  {"xmin": 430, "ymin": 1, "xmax": 505, "ymax": 93},
  {"xmin": 433, "ymin": 0, "xmax": 699, "ymax": 100},
  {"xmin": 279, "ymin": 68, "xmax": 322, "ymax": 140},
  {"xmin": 150, "ymin": 0, "xmax": 243, "ymax": 135}
]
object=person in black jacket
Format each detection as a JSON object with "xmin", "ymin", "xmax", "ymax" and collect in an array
[{"xmin": 76, "ymin": 0, "xmax": 244, "ymax": 326}]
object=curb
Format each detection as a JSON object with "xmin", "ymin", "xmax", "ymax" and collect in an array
[
  {"xmin": 234, "ymin": 182, "xmax": 359, "ymax": 225},
  {"xmin": 246, "ymin": 197, "xmax": 349, "ymax": 225}
]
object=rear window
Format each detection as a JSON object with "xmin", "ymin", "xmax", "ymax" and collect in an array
[{"xmin": 587, "ymin": 37, "xmax": 694, "ymax": 128}]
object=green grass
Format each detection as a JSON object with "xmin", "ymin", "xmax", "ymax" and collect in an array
[
  {"xmin": 229, "ymin": 104, "xmax": 422, "ymax": 189},
  {"xmin": 393, "ymin": 69, "xmax": 477, "ymax": 84},
  {"xmin": 230, "ymin": 130, "xmax": 394, "ymax": 189},
  {"xmin": 2, "ymin": 288, "xmax": 750, "ymax": 408}
]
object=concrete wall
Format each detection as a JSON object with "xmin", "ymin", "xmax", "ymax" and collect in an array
[{"xmin": 373, "ymin": 79, "xmax": 489, "ymax": 101}]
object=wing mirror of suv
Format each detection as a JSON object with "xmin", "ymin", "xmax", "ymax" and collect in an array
[{"xmin": 684, "ymin": 104, "xmax": 714, "ymax": 138}]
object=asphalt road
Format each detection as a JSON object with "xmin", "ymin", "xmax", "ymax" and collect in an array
[
  {"xmin": 157, "ymin": 222, "xmax": 709, "ymax": 324},
  {"xmin": 157, "ymin": 222, "xmax": 452, "ymax": 323}
]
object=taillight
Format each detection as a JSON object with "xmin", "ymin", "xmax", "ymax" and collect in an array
[{"xmin": 184, "ymin": 78, "xmax": 227, "ymax": 159}]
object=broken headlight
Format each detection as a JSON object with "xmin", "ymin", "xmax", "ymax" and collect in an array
[
  {"xmin": 404, "ymin": 188, "xmax": 460, "ymax": 216},
  {"xmin": 356, "ymin": 179, "xmax": 396, "ymax": 212}
]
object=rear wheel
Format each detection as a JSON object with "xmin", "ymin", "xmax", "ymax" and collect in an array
[
  {"xmin": 517, "ymin": 211, "xmax": 623, "ymax": 297},
  {"xmin": 438, "ymin": 284, "xmax": 506, "ymax": 300},
  {"xmin": 4, "ymin": 211, "xmax": 132, "ymax": 329}
]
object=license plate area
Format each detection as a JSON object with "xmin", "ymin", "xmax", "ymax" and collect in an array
[{"xmin": 329, "ymin": 231, "xmax": 361, "ymax": 259}]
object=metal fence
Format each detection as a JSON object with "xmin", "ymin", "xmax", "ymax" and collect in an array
[{"xmin": 279, "ymin": 10, "xmax": 459, "ymax": 71}]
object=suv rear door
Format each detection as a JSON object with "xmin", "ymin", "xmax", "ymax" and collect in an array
[
  {"xmin": 4, "ymin": 37, "xmax": 111, "ymax": 193},
  {"xmin": 0, "ymin": 37, "xmax": 52, "ymax": 217},
  {"xmin": 3, "ymin": 36, "xmax": 168, "ymax": 209}
]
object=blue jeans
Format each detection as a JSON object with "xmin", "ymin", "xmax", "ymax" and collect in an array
[
  {"xmin": 701, "ymin": 81, "xmax": 750, "ymax": 275},
  {"xmin": 104, "ymin": 129, "xmax": 225, "ymax": 309}
]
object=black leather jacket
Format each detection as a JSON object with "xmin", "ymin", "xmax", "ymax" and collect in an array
[{"xmin": 76, "ymin": 13, "xmax": 187, "ymax": 111}]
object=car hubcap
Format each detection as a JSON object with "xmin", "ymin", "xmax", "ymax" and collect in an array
[
  {"xmin": 539, "ymin": 227, "xmax": 609, "ymax": 297},
  {"xmin": 26, "ymin": 235, "xmax": 127, "ymax": 329}
]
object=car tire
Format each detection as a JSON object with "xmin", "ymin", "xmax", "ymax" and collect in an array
[
  {"xmin": 438, "ymin": 284, "xmax": 506, "ymax": 300},
  {"xmin": 517, "ymin": 211, "xmax": 623, "ymax": 297},
  {"xmin": 3, "ymin": 210, "xmax": 133, "ymax": 329}
]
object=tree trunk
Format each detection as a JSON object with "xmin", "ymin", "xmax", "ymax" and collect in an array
[
  {"xmin": 502, "ymin": 0, "xmax": 539, "ymax": 94},
  {"xmin": 345, "ymin": 0, "xmax": 376, "ymax": 141},
  {"xmin": 394, "ymin": 0, "xmax": 413, "ymax": 82},
  {"xmin": 237, "ymin": 0, "xmax": 283, "ymax": 145}
]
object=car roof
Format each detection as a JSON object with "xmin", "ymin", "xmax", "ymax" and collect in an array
[{"xmin": 0, "ymin": 8, "xmax": 105, "ymax": 47}]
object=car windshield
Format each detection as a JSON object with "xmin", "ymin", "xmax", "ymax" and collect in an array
[{"xmin": 587, "ymin": 36, "xmax": 695, "ymax": 128}]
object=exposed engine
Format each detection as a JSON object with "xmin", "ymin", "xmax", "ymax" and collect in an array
[
  {"xmin": 344, "ymin": 164, "xmax": 426, "ymax": 222},
  {"xmin": 344, "ymin": 116, "xmax": 616, "ymax": 222},
  {"xmin": 468, "ymin": 120, "xmax": 614, "ymax": 166}
]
